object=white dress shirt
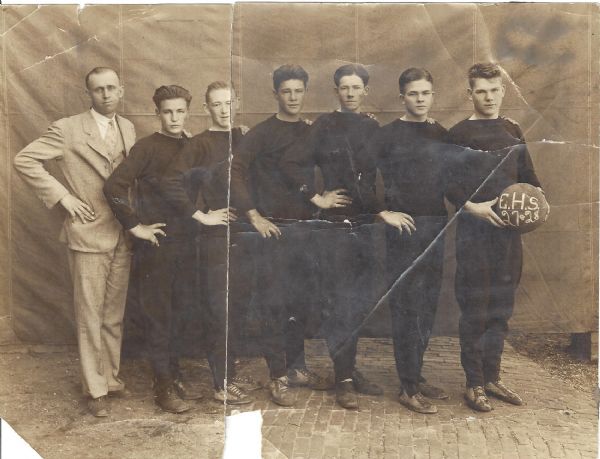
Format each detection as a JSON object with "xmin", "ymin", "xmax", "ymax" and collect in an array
[{"xmin": 90, "ymin": 108, "xmax": 117, "ymax": 140}]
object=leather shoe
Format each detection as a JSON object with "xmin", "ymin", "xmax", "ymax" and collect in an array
[
  {"xmin": 155, "ymin": 385, "xmax": 191, "ymax": 414},
  {"xmin": 336, "ymin": 381, "xmax": 358, "ymax": 410},
  {"xmin": 173, "ymin": 379, "xmax": 203, "ymax": 401},
  {"xmin": 418, "ymin": 382, "xmax": 448, "ymax": 400},
  {"xmin": 268, "ymin": 377, "xmax": 295, "ymax": 407},
  {"xmin": 464, "ymin": 386, "xmax": 493, "ymax": 412},
  {"xmin": 214, "ymin": 384, "xmax": 254, "ymax": 405},
  {"xmin": 230, "ymin": 375, "xmax": 262, "ymax": 392},
  {"xmin": 88, "ymin": 396, "xmax": 109, "ymax": 417},
  {"xmin": 352, "ymin": 369, "xmax": 383, "ymax": 395},
  {"xmin": 485, "ymin": 380, "xmax": 523, "ymax": 405},
  {"xmin": 287, "ymin": 368, "xmax": 333, "ymax": 391},
  {"xmin": 398, "ymin": 390, "xmax": 437, "ymax": 414}
]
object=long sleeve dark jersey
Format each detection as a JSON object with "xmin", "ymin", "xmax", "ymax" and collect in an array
[
  {"xmin": 161, "ymin": 128, "xmax": 244, "ymax": 218},
  {"xmin": 369, "ymin": 119, "xmax": 450, "ymax": 217},
  {"xmin": 230, "ymin": 115, "xmax": 314, "ymax": 220},
  {"xmin": 446, "ymin": 118, "xmax": 541, "ymax": 208},
  {"xmin": 280, "ymin": 110, "xmax": 381, "ymax": 221},
  {"xmin": 103, "ymin": 132, "xmax": 195, "ymax": 241}
]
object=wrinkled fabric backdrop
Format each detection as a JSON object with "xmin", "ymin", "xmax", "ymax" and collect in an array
[{"xmin": 1, "ymin": 3, "xmax": 598, "ymax": 345}]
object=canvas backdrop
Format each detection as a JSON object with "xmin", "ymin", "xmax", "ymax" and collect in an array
[{"xmin": 1, "ymin": 3, "xmax": 598, "ymax": 344}]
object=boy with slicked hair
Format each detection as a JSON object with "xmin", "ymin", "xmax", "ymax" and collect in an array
[
  {"xmin": 446, "ymin": 62, "xmax": 544, "ymax": 412},
  {"xmin": 104, "ymin": 85, "xmax": 204, "ymax": 414}
]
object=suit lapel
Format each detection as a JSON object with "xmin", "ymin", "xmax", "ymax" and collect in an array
[
  {"xmin": 116, "ymin": 115, "xmax": 135, "ymax": 155},
  {"xmin": 83, "ymin": 111, "xmax": 112, "ymax": 162}
]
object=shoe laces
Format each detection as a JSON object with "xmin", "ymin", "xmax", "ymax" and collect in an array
[
  {"xmin": 232, "ymin": 375, "xmax": 253, "ymax": 384},
  {"xmin": 297, "ymin": 368, "xmax": 323, "ymax": 383},
  {"xmin": 414, "ymin": 393, "xmax": 429, "ymax": 405},
  {"xmin": 473, "ymin": 386, "xmax": 487, "ymax": 399},
  {"xmin": 275, "ymin": 378, "xmax": 289, "ymax": 392},
  {"xmin": 227, "ymin": 384, "xmax": 245, "ymax": 398}
]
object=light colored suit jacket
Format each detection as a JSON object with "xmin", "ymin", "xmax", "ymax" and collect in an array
[{"xmin": 14, "ymin": 110, "xmax": 136, "ymax": 253}]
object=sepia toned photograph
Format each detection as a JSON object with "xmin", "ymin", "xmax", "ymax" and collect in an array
[{"xmin": 0, "ymin": 3, "xmax": 598, "ymax": 458}]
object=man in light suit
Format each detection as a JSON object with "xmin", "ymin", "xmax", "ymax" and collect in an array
[{"xmin": 14, "ymin": 67, "xmax": 136, "ymax": 417}]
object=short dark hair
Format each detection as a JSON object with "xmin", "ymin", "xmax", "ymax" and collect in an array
[
  {"xmin": 152, "ymin": 85, "xmax": 192, "ymax": 109},
  {"xmin": 398, "ymin": 68, "xmax": 433, "ymax": 94},
  {"xmin": 205, "ymin": 81, "xmax": 234, "ymax": 104},
  {"xmin": 273, "ymin": 64, "xmax": 309, "ymax": 91},
  {"xmin": 85, "ymin": 67, "xmax": 120, "ymax": 89},
  {"xmin": 468, "ymin": 62, "xmax": 502, "ymax": 88},
  {"xmin": 333, "ymin": 64, "xmax": 369, "ymax": 87}
]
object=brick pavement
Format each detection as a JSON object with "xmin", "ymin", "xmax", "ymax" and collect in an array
[
  {"xmin": 0, "ymin": 337, "xmax": 596, "ymax": 458},
  {"xmin": 233, "ymin": 337, "xmax": 598, "ymax": 459}
]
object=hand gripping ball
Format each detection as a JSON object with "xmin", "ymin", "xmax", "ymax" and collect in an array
[{"xmin": 495, "ymin": 183, "xmax": 549, "ymax": 233}]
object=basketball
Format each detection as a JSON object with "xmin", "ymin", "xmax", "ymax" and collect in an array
[{"xmin": 495, "ymin": 183, "xmax": 550, "ymax": 233}]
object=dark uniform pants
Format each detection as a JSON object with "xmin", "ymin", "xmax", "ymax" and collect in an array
[
  {"xmin": 386, "ymin": 216, "xmax": 446, "ymax": 396},
  {"xmin": 314, "ymin": 222, "xmax": 379, "ymax": 382},
  {"xmin": 136, "ymin": 239, "xmax": 195, "ymax": 386},
  {"xmin": 277, "ymin": 222, "xmax": 321, "ymax": 371},
  {"xmin": 455, "ymin": 213, "xmax": 522, "ymax": 387},
  {"xmin": 202, "ymin": 224, "xmax": 288, "ymax": 386},
  {"xmin": 200, "ymin": 233, "xmax": 245, "ymax": 390}
]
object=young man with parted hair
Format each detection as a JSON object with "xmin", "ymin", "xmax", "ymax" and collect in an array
[
  {"xmin": 367, "ymin": 67, "xmax": 451, "ymax": 414},
  {"xmin": 161, "ymin": 81, "xmax": 271, "ymax": 406},
  {"xmin": 104, "ymin": 85, "xmax": 208, "ymax": 414},
  {"xmin": 14, "ymin": 67, "xmax": 136, "ymax": 417},
  {"xmin": 230, "ymin": 64, "xmax": 331, "ymax": 393},
  {"xmin": 281, "ymin": 63, "xmax": 393, "ymax": 409},
  {"xmin": 446, "ymin": 62, "xmax": 544, "ymax": 412}
]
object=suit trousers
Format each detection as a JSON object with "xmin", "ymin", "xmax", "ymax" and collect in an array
[
  {"xmin": 386, "ymin": 216, "xmax": 446, "ymax": 396},
  {"xmin": 455, "ymin": 213, "xmax": 522, "ymax": 387},
  {"xmin": 68, "ymin": 232, "xmax": 131, "ymax": 399}
]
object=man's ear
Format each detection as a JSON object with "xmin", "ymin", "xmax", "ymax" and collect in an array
[
  {"xmin": 118, "ymin": 85, "xmax": 124, "ymax": 99},
  {"xmin": 203, "ymin": 102, "xmax": 210, "ymax": 116},
  {"xmin": 155, "ymin": 107, "xmax": 160, "ymax": 116},
  {"xmin": 399, "ymin": 93, "xmax": 405, "ymax": 105},
  {"xmin": 501, "ymin": 84, "xmax": 506, "ymax": 96},
  {"xmin": 467, "ymin": 88, "xmax": 473, "ymax": 101},
  {"xmin": 364, "ymin": 85, "xmax": 370, "ymax": 95}
]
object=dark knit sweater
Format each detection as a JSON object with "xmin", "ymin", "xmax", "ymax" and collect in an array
[{"xmin": 104, "ymin": 132, "xmax": 194, "ymax": 241}]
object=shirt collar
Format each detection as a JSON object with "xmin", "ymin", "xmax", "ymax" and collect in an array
[
  {"xmin": 157, "ymin": 129, "xmax": 192, "ymax": 139},
  {"xmin": 90, "ymin": 107, "xmax": 116, "ymax": 128}
]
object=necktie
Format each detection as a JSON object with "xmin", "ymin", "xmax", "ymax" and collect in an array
[{"xmin": 106, "ymin": 119, "xmax": 118, "ymax": 153}]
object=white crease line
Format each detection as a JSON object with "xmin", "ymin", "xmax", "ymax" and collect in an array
[
  {"xmin": 16, "ymin": 35, "xmax": 99, "ymax": 74},
  {"xmin": 0, "ymin": 5, "xmax": 41, "ymax": 38}
]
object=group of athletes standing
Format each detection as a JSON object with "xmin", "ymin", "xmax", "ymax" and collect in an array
[{"xmin": 15, "ymin": 61, "xmax": 543, "ymax": 418}]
